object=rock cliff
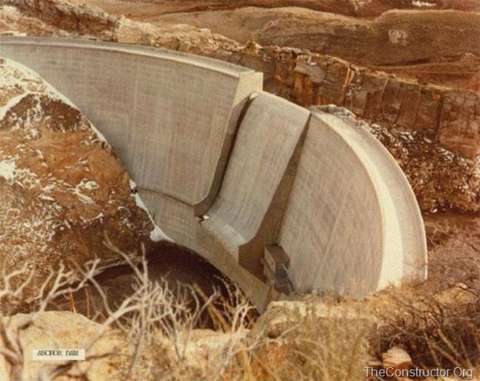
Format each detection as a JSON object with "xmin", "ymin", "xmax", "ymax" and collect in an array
[{"xmin": 0, "ymin": 58, "xmax": 167, "ymax": 300}]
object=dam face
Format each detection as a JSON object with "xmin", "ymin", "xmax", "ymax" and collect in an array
[{"xmin": 0, "ymin": 37, "xmax": 428, "ymax": 309}]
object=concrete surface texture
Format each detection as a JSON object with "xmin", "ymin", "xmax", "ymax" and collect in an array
[
  {"xmin": 203, "ymin": 92, "xmax": 310, "ymax": 276},
  {"xmin": 279, "ymin": 111, "xmax": 427, "ymax": 297},
  {"xmin": 0, "ymin": 37, "xmax": 427, "ymax": 308},
  {"xmin": 0, "ymin": 37, "xmax": 262, "ymax": 208}
]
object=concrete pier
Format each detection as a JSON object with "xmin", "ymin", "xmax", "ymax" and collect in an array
[{"xmin": 0, "ymin": 37, "xmax": 427, "ymax": 308}]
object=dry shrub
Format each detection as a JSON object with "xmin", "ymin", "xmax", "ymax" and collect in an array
[
  {"xmin": 4, "ymin": 232, "xmax": 480, "ymax": 380},
  {"xmin": 363, "ymin": 213, "xmax": 480, "ymax": 375},
  {"xmin": 0, "ymin": 233, "xmax": 264, "ymax": 381},
  {"xmin": 372, "ymin": 285, "xmax": 480, "ymax": 372},
  {"xmin": 227, "ymin": 299, "xmax": 375, "ymax": 381}
]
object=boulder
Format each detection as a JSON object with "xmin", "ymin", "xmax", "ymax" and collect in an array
[
  {"xmin": 0, "ymin": 311, "xmax": 248, "ymax": 381},
  {"xmin": 0, "ymin": 311, "xmax": 127, "ymax": 381},
  {"xmin": 382, "ymin": 346, "xmax": 413, "ymax": 371},
  {"xmin": 0, "ymin": 58, "xmax": 167, "ymax": 301}
]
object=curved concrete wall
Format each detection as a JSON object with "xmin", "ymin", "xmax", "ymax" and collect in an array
[
  {"xmin": 203, "ymin": 92, "xmax": 310, "ymax": 274},
  {"xmin": 279, "ymin": 112, "xmax": 427, "ymax": 297},
  {"xmin": 0, "ymin": 37, "xmax": 262, "ymax": 208},
  {"xmin": 0, "ymin": 37, "xmax": 427, "ymax": 309}
]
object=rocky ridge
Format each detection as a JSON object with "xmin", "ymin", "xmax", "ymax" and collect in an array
[
  {"xmin": 69, "ymin": 0, "xmax": 480, "ymax": 18},
  {"xmin": 0, "ymin": 57, "xmax": 167, "ymax": 300}
]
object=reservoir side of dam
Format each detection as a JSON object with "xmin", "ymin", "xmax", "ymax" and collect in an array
[{"xmin": 0, "ymin": 37, "xmax": 428, "ymax": 308}]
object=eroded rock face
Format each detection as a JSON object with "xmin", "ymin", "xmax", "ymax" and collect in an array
[
  {"xmin": 368, "ymin": 125, "xmax": 480, "ymax": 213},
  {"xmin": 2, "ymin": 0, "xmax": 116, "ymax": 39},
  {"xmin": 318, "ymin": 106, "xmax": 480, "ymax": 213},
  {"xmin": 0, "ymin": 5, "xmax": 61, "ymax": 37},
  {"xmin": 0, "ymin": 58, "xmax": 167, "ymax": 294}
]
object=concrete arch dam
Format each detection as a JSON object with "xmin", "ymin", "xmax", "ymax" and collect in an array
[{"xmin": 0, "ymin": 37, "xmax": 427, "ymax": 309}]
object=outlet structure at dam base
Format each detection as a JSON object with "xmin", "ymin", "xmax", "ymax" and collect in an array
[{"xmin": 0, "ymin": 37, "xmax": 428, "ymax": 309}]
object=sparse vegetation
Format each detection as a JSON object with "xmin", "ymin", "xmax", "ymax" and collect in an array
[{"xmin": 1, "ymin": 234, "xmax": 480, "ymax": 380}]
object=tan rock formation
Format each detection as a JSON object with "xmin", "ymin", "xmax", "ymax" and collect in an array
[
  {"xmin": 0, "ymin": 311, "xmax": 126, "ymax": 381},
  {"xmin": 0, "ymin": 311, "xmax": 249, "ymax": 381},
  {"xmin": 320, "ymin": 106, "xmax": 480, "ymax": 213},
  {"xmin": 3, "ymin": 0, "xmax": 116, "ymax": 38},
  {"xmin": 254, "ymin": 10, "xmax": 480, "ymax": 66},
  {"xmin": 0, "ymin": 58, "xmax": 166, "ymax": 301},
  {"xmin": 382, "ymin": 346, "xmax": 413, "ymax": 371},
  {"xmin": 68, "ymin": 0, "xmax": 480, "ymax": 19},
  {"xmin": 0, "ymin": 4, "xmax": 60, "ymax": 36}
]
